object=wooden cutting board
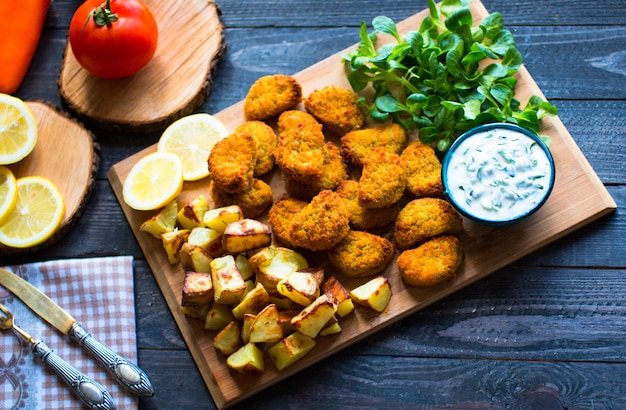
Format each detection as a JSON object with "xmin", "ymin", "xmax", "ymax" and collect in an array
[
  {"xmin": 58, "ymin": 0, "xmax": 225, "ymax": 135},
  {"xmin": 108, "ymin": 0, "xmax": 616, "ymax": 407},
  {"xmin": 1, "ymin": 101, "xmax": 98, "ymax": 255}
]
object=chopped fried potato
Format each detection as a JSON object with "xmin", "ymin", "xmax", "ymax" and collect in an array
[
  {"xmin": 180, "ymin": 243, "xmax": 213, "ymax": 273},
  {"xmin": 268, "ymin": 332, "xmax": 316, "ymax": 371},
  {"xmin": 248, "ymin": 246, "xmax": 309, "ymax": 295},
  {"xmin": 181, "ymin": 271, "xmax": 214, "ymax": 307},
  {"xmin": 290, "ymin": 294, "xmax": 338, "ymax": 338},
  {"xmin": 161, "ymin": 229, "xmax": 190, "ymax": 264},
  {"xmin": 203, "ymin": 205, "xmax": 244, "ymax": 234},
  {"xmin": 241, "ymin": 314, "xmax": 255, "ymax": 344},
  {"xmin": 188, "ymin": 227, "xmax": 224, "ymax": 257},
  {"xmin": 140, "ymin": 200, "xmax": 178, "ymax": 239},
  {"xmin": 177, "ymin": 195, "xmax": 209, "ymax": 229},
  {"xmin": 226, "ymin": 342, "xmax": 265, "ymax": 374},
  {"xmin": 235, "ymin": 254, "xmax": 254, "ymax": 281},
  {"xmin": 222, "ymin": 219, "xmax": 271, "ymax": 254},
  {"xmin": 210, "ymin": 255, "xmax": 247, "ymax": 305},
  {"xmin": 319, "ymin": 320, "xmax": 342, "ymax": 336},
  {"xmin": 214, "ymin": 320, "xmax": 243, "ymax": 356},
  {"xmin": 322, "ymin": 276, "xmax": 354, "ymax": 317},
  {"xmin": 205, "ymin": 302, "xmax": 236, "ymax": 331},
  {"xmin": 349, "ymin": 276, "xmax": 392, "ymax": 313},
  {"xmin": 277, "ymin": 270, "xmax": 320, "ymax": 307},
  {"xmin": 182, "ymin": 304, "xmax": 210, "ymax": 321},
  {"xmin": 232, "ymin": 282, "xmax": 271, "ymax": 320},
  {"xmin": 249, "ymin": 304, "xmax": 283, "ymax": 343}
]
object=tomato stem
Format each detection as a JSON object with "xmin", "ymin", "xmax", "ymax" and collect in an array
[{"xmin": 82, "ymin": 0, "xmax": 119, "ymax": 33}]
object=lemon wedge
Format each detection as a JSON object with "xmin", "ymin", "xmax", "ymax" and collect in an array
[
  {"xmin": 0, "ymin": 93, "xmax": 38, "ymax": 165},
  {"xmin": 158, "ymin": 113, "xmax": 229, "ymax": 181},
  {"xmin": 123, "ymin": 151, "xmax": 184, "ymax": 211},
  {"xmin": 0, "ymin": 166, "xmax": 17, "ymax": 225},
  {"xmin": 0, "ymin": 176, "xmax": 65, "ymax": 248}
]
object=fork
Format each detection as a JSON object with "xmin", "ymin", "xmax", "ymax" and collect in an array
[{"xmin": 0, "ymin": 302, "xmax": 116, "ymax": 410}]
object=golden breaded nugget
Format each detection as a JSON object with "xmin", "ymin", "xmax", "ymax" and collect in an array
[
  {"xmin": 335, "ymin": 180, "xmax": 398, "ymax": 230},
  {"xmin": 397, "ymin": 235, "xmax": 463, "ymax": 287},
  {"xmin": 289, "ymin": 190, "xmax": 350, "ymax": 251},
  {"xmin": 358, "ymin": 147, "xmax": 407, "ymax": 208},
  {"xmin": 274, "ymin": 111, "xmax": 325, "ymax": 183},
  {"xmin": 210, "ymin": 179, "xmax": 273, "ymax": 218},
  {"xmin": 402, "ymin": 141, "xmax": 443, "ymax": 198},
  {"xmin": 284, "ymin": 141, "xmax": 348, "ymax": 201},
  {"xmin": 243, "ymin": 74, "xmax": 302, "ymax": 121},
  {"xmin": 304, "ymin": 85, "xmax": 364, "ymax": 135},
  {"xmin": 327, "ymin": 230, "xmax": 395, "ymax": 278},
  {"xmin": 268, "ymin": 196, "xmax": 308, "ymax": 246},
  {"xmin": 394, "ymin": 197, "xmax": 463, "ymax": 249},
  {"xmin": 208, "ymin": 132, "xmax": 257, "ymax": 193},
  {"xmin": 341, "ymin": 123, "xmax": 407, "ymax": 167},
  {"xmin": 234, "ymin": 121, "xmax": 278, "ymax": 177}
]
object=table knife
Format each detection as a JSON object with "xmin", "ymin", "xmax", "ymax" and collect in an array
[{"xmin": 0, "ymin": 267, "xmax": 154, "ymax": 397}]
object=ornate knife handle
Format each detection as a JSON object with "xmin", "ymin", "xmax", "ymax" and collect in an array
[
  {"xmin": 32, "ymin": 339, "xmax": 116, "ymax": 410},
  {"xmin": 69, "ymin": 322, "xmax": 155, "ymax": 397}
]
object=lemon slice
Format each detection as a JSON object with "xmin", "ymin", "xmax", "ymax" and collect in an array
[
  {"xmin": 123, "ymin": 151, "xmax": 184, "ymax": 211},
  {"xmin": 158, "ymin": 113, "xmax": 229, "ymax": 181},
  {"xmin": 0, "ymin": 93, "xmax": 38, "ymax": 165},
  {"xmin": 0, "ymin": 166, "xmax": 18, "ymax": 224},
  {"xmin": 0, "ymin": 176, "xmax": 65, "ymax": 248}
]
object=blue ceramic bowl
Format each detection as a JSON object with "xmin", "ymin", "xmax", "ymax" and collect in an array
[{"xmin": 441, "ymin": 123, "xmax": 555, "ymax": 227}]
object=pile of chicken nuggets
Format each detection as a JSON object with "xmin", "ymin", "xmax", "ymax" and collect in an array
[{"xmin": 207, "ymin": 74, "xmax": 464, "ymax": 288}]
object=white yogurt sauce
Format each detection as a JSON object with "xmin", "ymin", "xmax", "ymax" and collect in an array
[{"xmin": 445, "ymin": 127, "xmax": 553, "ymax": 222}]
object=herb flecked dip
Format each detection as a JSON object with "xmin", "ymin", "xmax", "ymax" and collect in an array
[{"xmin": 445, "ymin": 127, "xmax": 553, "ymax": 223}]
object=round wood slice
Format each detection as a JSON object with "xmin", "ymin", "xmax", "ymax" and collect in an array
[
  {"xmin": 58, "ymin": 0, "xmax": 226, "ymax": 135},
  {"xmin": 0, "ymin": 101, "xmax": 99, "ymax": 256}
]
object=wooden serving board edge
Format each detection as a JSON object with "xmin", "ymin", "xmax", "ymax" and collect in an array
[{"xmin": 107, "ymin": 0, "xmax": 616, "ymax": 407}]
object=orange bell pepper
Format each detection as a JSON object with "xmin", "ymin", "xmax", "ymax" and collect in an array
[{"xmin": 0, "ymin": 0, "xmax": 51, "ymax": 94}]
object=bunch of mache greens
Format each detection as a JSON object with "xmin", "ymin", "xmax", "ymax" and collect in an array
[{"xmin": 343, "ymin": 0, "xmax": 558, "ymax": 153}]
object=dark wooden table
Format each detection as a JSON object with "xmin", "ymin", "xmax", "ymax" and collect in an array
[{"xmin": 4, "ymin": 0, "xmax": 625, "ymax": 408}]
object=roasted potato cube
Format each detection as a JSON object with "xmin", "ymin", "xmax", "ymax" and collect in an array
[
  {"xmin": 349, "ymin": 276, "xmax": 392, "ymax": 313},
  {"xmin": 322, "ymin": 276, "xmax": 354, "ymax": 317},
  {"xmin": 268, "ymin": 332, "xmax": 316, "ymax": 371},
  {"xmin": 205, "ymin": 302, "xmax": 236, "ymax": 331},
  {"xmin": 188, "ymin": 227, "xmax": 224, "ymax": 257},
  {"xmin": 161, "ymin": 229, "xmax": 190, "ymax": 264},
  {"xmin": 235, "ymin": 254, "xmax": 254, "ymax": 281},
  {"xmin": 277, "ymin": 309, "xmax": 299, "ymax": 335},
  {"xmin": 203, "ymin": 204, "xmax": 244, "ymax": 233},
  {"xmin": 248, "ymin": 246, "xmax": 309, "ymax": 295},
  {"xmin": 222, "ymin": 219, "xmax": 271, "ymax": 254},
  {"xmin": 177, "ymin": 195, "xmax": 210, "ymax": 229},
  {"xmin": 181, "ymin": 271, "xmax": 214, "ymax": 307},
  {"xmin": 140, "ymin": 200, "xmax": 178, "ymax": 239},
  {"xmin": 182, "ymin": 304, "xmax": 210, "ymax": 321},
  {"xmin": 232, "ymin": 282, "xmax": 271, "ymax": 320},
  {"xmin": 277, "ymin": 270, "xmax": 320, "ymax": 307},
  {"xmin": 249, "ymin": 304, "xmax": 283, "ymax": 343},
  {"xmin": 299, "ymin": 267, "xmax": 325, "ymax": 286},
  {"xmin": 180, "ymin": 243, "xmax": 213, "ymax": 273},
  {"xmin": 242, "ymin": 313, "xmax": 255, "ymax": 344},
  {"xmin": 214, "ymin": 320, "xmax": 243, "ymax": 356},
  {"xmin": 226, "ymin": 342, "xmax": 265, "ymax": 374},
  {"xmin": 290, "ymin": 294, "xmax": 337, "ymax": 338},
  {"xmin": 210, "ymin": 255, "xmax": 247, "ymax": 305},
  {"xmin": 319, "ymin": 316, "xmax": 342, "ymax": 336},
  {"xmin": 270, "ymin": 295, "xmax": 294, "ymax": 310}
]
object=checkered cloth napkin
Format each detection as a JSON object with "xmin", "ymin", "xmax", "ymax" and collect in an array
[{"xmin": 0, "ymin": 256, "xmax": 139, "ymax": 410}]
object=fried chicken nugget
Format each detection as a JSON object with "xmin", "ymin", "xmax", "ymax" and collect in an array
[
  {"xmin": 304, "ymin": 85, "xmax": 364, "ymax": 136},
  {"xmin": 268, "ymin": 195, "xmax": 308, "ymax": 246},
  {"xmin": 402, "ymin": 141, "xmax": 443, "ymax": 198},
  {"xmin": 208, "ymin": 132, "xmax": 257, "ymax": 193},
  {"xmin": 210, "ymin": 179, "xmax": 273, "ymax": 218},
  {"xmin": 397, "ymin": 235, "xmax": 463, "ymax": 287},
  {"xmin": 234, "ymin": 121, "xmax": 278, "ymax": 177},
  {"xmin": 341, "ymin": 123, "xmax": 407, "ymax": 167},
  {"xmin": 243, "ymin": 74, "xmax": 302, "ymax": 121},
  {"xmin": 394, "ymin": 198, "xmax": 463, "ymax": 249},
  {"xmin": 289, "ymin": 190, "xmax": 350, "ymax": 251},
  {"xmin": 284, "ymin": 141, "xmax": 348, "ymax": 201},
  {"xmin": 358, "ymin": 147, "xmax": 407, "ymax": 208},
  {"xmin": 327, "ymin": 230, "xmax": 395, "ymax": 278},
  {"xmin": 335, "ymin": 180, "xmax": 398, "ymax": 230},
  {"xmin": 274, "ymin": 110, "xmax": 326, "ymax": 183}
]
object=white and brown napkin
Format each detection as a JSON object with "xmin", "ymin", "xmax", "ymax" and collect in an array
[{"xmin": 0, "ymin": 256, "xmax": 139, "ymax": 410}]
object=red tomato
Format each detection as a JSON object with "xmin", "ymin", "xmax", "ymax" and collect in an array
[{"xmin": 69, "ymin": 0, "xmax": 158, "ymax": 79}]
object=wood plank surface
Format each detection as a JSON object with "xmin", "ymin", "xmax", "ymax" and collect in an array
[
  {"xmin": 107, "ymin": 1, "xmax": 616, "ymax": 407},
  {"xmin": 2, "ymin": 0, "xmax": 624, "ymax": 409}
]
